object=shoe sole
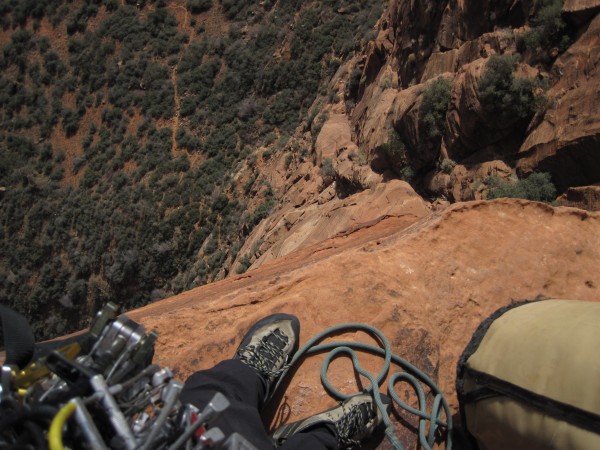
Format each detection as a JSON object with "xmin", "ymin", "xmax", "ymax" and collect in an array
[{"xmin": 237, "ymin": 313, "xmax": 301, "ymax": 357}]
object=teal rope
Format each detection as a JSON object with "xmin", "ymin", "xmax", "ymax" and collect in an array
[{"xmin": 269, "ymin": 323, "xmax": 452, "ymax": 450}]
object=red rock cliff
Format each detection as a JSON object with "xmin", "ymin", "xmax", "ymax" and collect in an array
[{"xmin": 131, "ymin": 199, "xmax": 600, "ymax": 449}]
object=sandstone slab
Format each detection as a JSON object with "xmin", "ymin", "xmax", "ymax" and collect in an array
[
  {"xmin": 234, "ymin": 180, "xmax": 429, "ymax": 270},
  {"xmin": 132, "ymin": 199, "xmax": 600, "ymax": 450}
]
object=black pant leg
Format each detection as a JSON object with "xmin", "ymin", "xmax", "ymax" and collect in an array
[
  {"xmin": 180, "ymin": 359, "xmax": 275, "ymax": 449},
  {"xmin": 180, "ymin": 359, "xmax": 338, "ymax": 450}
]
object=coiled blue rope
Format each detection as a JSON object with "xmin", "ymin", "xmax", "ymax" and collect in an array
[{"xmin": 270, "ymin": 323, "xmax": 452, "ymax": 450}]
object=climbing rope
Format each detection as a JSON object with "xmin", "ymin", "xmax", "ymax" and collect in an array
[{"xmin": 270, "ymin": 323, "xmax": 453, "ymax": 450}]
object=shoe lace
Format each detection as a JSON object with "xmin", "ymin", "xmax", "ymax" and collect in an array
[
  {"xmin": 336, "ymin": 403, "xmax": 374, "ymax": 449},
  {"xmin": 236, "ymin": 329, "xmax": 290, "ymax": 378}
]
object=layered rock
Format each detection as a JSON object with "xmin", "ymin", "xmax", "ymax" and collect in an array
[
  {"xmin": 132, "ymin": 200, "xmax": 600, "ymax": 449},
  {"xmin": 388, "ymin": 0, "xmax": 532, "ymax": 87},
  {"xmin": 233, "ymin": 180, "xmax": 429, "ymax": 270},
  {"xmin": 563, "ymin": 0, "xmax": 600, "ymax": 24},
  {"xmin": 516, "ymin": 13, "xmax": 600, "ymax": 190},
  {"xmin": 333, "ymin": 0, "xmax": 598, "ymax": 206},
  {"xmin": 557, "ymin": 185, "xmax": 600, "ymax": 211}
]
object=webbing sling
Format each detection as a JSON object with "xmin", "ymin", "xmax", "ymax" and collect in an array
[{"xmin": 0, "ymin": 304, "xmax": 35, "ymax": 369}]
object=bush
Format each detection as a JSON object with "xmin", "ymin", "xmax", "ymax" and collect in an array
[
  {"xmin": 62, "ymin": 108, "xmax": 80, "ymax": 136},
  {"xmin": 346, "ymin": 68, "xmax": 362, "ymax": 101},
  {"xmin": 520, "ymin": 0, "xmax": 569, "ymax": 57},
  {"xmin": 249, "ymin": 199, "xmax": 275, "ymax": 227},
  {"xmin": 382, "ymin": 130, "xmax": 406, "ymax": 159},
  {"xmin": 479, "ymin": 54, "xmax": 546, "ymax": 122},
  {"xmin": 420, "ymin": 77, "xmax": 452, "ymax": 139},
  {"xmin": 187, "ymin": 0, "xmax": 212, "ymax": 14},
  {"xmin": 399, "ymin": 166, "xmax": 415, "ymax": 183},
  {"xmin": 438, "ymin": 158, "xmax": 456, "ymax": 174},
  {"xmin": 320, "ymin": 157, "xmax": 335, "ymax": 178},
  {"xmin": 176, "ymin": 128, "xmax": 201, "ymax": 151},
  {"xmin": 487, "ymin": 172, "xmax": 557, "ymax": 202},
  {"xmin": 236, "ymin": 253, "xmax": 252, "ymax": 274}
]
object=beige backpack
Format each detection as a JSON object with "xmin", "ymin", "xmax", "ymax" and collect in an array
[{"xmin": 457, "ymin": 299, "xmax": 600, "ymax": 450}]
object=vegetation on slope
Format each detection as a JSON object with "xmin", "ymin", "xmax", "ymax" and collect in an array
[{"xmin": 0, "ymin": 0, "xmax": 382, "ymax": 338}]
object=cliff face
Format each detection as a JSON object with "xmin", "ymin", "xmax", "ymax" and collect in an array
[
  {"xmin": 234, "ymin": 0, "xmax": 599, "ymax": 271},
  {"xmin": 517, "ymin": 10, "xmax": 600, "ymax": 189},
  {"xmin": 350, "ymin": 0, "xmax": 600, "ymax": 198},
  {"xmin": 133, "ymin": 200, "xmax": 600, "ymax": 449}
]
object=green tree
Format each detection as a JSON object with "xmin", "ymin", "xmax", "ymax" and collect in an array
[
  {"xmin": 479, "ymin": 54, "xmax": 546, "ymax": 122},
  {"xmin": 419, "ymin": 77, "xmax": 452, "ymax": 139},
  {"xmin": 521, "ymin": 0, "xmax": 569, "ymax": 56}
]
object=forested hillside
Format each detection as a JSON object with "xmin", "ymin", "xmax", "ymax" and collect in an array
[{"xmin": 0, "ymin": 0, "xmax": 382, "ymax": 339}]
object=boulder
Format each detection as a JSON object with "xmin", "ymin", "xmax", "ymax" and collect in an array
[
  {"xmin": 445, "ymin": 59, "xmax": 487, "ymax": 160},
  {"xmin": 421, "ymin": 28, "xmax": 519, "ymax": 82},
  {"xmin": 353, "ymin": 84, "xmax": 411, "ymax": 156},
  {"xmin": 314, "ymin": 112, "xmax": 383, "ymax": 194},
  {"xmin": 315, "ymin": 113, "xmax": 358, "ymax": 164},
  {"xmin": 421, "ymin": 50, "xmax": 459, "ymax": 83},
  {"xmin": 449, "ymin": 159, "xmax": 513, "ymax": 201},
  {"xmin": 435, "ymin": 0, "xmax": 532, "ymax": 50}
]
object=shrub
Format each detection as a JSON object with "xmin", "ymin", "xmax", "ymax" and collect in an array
[
  {"xmin": 379, "ymin": 75, "xmax": 392, "ymax": 89},
  {"xmin": 346, "ymin": 68, "xmax": 362, "ymax": 101},
  {"xmin": 420, "ymin": 77, "xmax": 452, "ymax": 139},
  {"xmin": 520, "ymin": 0, "xmax": 568, "ymax": 57},
  {"xmin": 43, "ymin": 51, "xmax": 66, "ymax": 77},
  {"xmin": 320, "ymin": 157, "xmax": 335, "ymax": 178},
  {"xmin": 438, "ymin": 158, "xmax": 456, "ymax": 174},
  {"xmin": 487, "ymin": 172, "xmax": 556, "ymax": 202},
  {"xmin": 236, "ymin": 253, "xmax": 252, "ymax": 274},
  {"xmin": 176, "ymin": 128, "xmax": 201, "ymax": 151},
  {"xmin": 63, "ymin": 108, "xmax": 80, "ymax": 137},
  {"xmin": 249, "ymin": 199, "xmax": 275, "ymax": 227},
  {"xmin": 187, "ymin": 0, "xmax": 212, "ymax": 14},
  {"xmin": 381, "ymin": 130, "xmax": 406, "ymax": 159},
  {"xmin": 479, "ymin": 54, "xmax": 546, "ymax": 122},
  {"xmin": 399, "ymin": 166, "xmax": 415, "ymax": 183}
]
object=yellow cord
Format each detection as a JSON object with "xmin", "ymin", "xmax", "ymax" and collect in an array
[{"xmin": 48, "ymin": 401, "xmax": 77, "ymax": 450}]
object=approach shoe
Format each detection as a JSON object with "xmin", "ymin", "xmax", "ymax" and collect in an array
[
  {"xmin": 234, "ymin": 313, "xmax": 300, "ymax": 396},
  {"xmin": 271, "ymin": 392, "xmax": 390, "ymax": 449}
]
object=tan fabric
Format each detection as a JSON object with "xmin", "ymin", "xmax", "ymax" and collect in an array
[
  {"xmin": 466, "ymin": 397, "xmax": 600, "ymax": 450},
  {"xmin": 463, "ymin": 299, "xmax": 600, "ymax": 450}
]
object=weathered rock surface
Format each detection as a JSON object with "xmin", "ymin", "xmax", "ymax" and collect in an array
[
  {"xmin": 557, "ymin": 185, "xmax": 600, "ymax": 211},
  {"xmin": 132, "ymin": 199, "xmax": 600, "ymax": 449},
  {"xmin": 320, "ymin": 0, "xmax": 598, "ymax": 211},
  {"xmin": 427, "ymin": 159, "xmax": 513, "ymax": 201},
  {"xmin": 563, "ymin": 0, "xmax": 600, "ymax": 24},
  {"xmin": 388, "ymin": 0, "xmax": 531, "ymax": 86},
  {"xmin": 564, "ymin": 0, "xmax": 600, "ymax": 10},
  {"xmin": 353, "ymin": 83, "xmax": 421, "ymax": 161},
  {"xmin": 517, "ymin": 13, "xmax": 600, "ymax": 190},
  {"xmin": 445, "ymin": 59, "xmax": 541, "ymax": 164},
  {"xmin": 234, "ymin": 180, "xmax": 429, "ymax": 270},
  {"xmin": 316, "ymin": 112, "xmax": 383, "ymax": 192}
]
